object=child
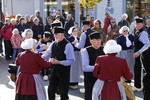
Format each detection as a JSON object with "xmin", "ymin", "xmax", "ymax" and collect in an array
[{"xmin": 11, "ymin": 28, "xmax": 22, "ymax": 63}]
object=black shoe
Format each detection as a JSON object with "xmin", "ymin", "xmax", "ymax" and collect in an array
[
  {"xmin": 6, "ymin": 57, "xmax": 12, "ymax": 60},
  {"xmin": 0, "ymin": 53, "xmax": 4, "ymax": 56}
]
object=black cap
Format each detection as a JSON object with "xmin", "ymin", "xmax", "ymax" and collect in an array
[
  {"xmin": 51, "ymin": 22, "xmax": 62, "ymax": 29},
  {"xmin": 43, "ymin": 31, "xmax": 51, "ymax": 38},
  {"xmin": 54, "ymin": 27, "xmax": 65, "ymax": 34},
  {"xmin": 135, "ymin": 18, "xmax": 144, "ymax": 23},
  {"xmin": 88, "ymin": 32, "xmax": 101, "ymax": 40},
  {"xmin": 82, "ymin": 21, "xmax": 90, "ymax": 25}
]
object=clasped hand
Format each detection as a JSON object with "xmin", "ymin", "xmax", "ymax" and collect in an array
[{"xmin": 49, "ymin": 58, "xmax": 60, "ymax": 64}]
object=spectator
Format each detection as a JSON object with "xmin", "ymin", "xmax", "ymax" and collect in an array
[
  {"xmin": 11, "ymin": 28, "xmax": 22, "ymax": 63},
  {"xmin": 1, "ymin": 18, "xmax": 13, "ymax": 60},
  {"xmin": 74, "ymin": 22, "xmax": 81, "ymax": 37},
  {"xmin": 10, "ymin": 18, "xmax": 17, "ymax": 28},
  {"xmin": 25, "ymin": 14, "xmax": 33, "ymax": 28},
  {"xmin": 64, "ymin": 14, "xmax": 74, "ymax": 37},
  {"xmin": 15, "ymin": 17, "xmax": 28, "ymax": 35},
  {"xmin": 35, "ymin": 10, "xmax": 43, "ymax": 26},
  {"xmin": 91, "ymin": 19, "xmax": 106, "ymax": 45},
  {"xmin": 118, "ymin": 13, "xmax": 130, "ymax": 28},
  {"xmin": 44, "ymin": 16, "xmax": 54, "ymax": 41},
  {"xmin": 54, "ymin": 10, "xmax": 65, "ymax": 27},
  {"xmin": 129, "ymin": 16, "xmax": 139, "ymax": 35},
  {"xmin": 15, "ymin": 14, "xmax": 22, "ymax": 24},
  {"xmin": 103, "ymin": 11, "xmax": 112, "ymax": 34},
  {"xmin": 32, "ymin": 17, "xmax": 44, "ymax": 41},
  {"xmin": 0, "ymin": 21, "xmax": 4, "ymax": 56},
  {"xmin": 107, "ymin": 18, "xmax": 120, "ymax": 40}
]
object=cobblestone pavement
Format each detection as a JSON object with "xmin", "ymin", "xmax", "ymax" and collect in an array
[{"xmin": 0, "ymin": 55, "xmax": 143, "ymax": 100}]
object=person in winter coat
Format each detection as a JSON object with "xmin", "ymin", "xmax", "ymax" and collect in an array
[{"xmin": 1, "ymin": 18, "xmax": 13, "ymax": 60}]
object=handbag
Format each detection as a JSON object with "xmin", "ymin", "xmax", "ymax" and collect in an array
[
  {"xmin": 8, "ymin": 64, "xmax": 18, "ymax": 82},
  {"xmin": 121, "ymin": 80, "xmax": 135, "ymax": 100}
]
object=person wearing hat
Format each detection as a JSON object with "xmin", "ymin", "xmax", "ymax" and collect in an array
[
  {"xmin": 42, "ymin": 27, "xmax": 75, "ymax": 100},
  {"xmin": 92, "ymin": 40, "xmax": 133, "ymax": 100},
  {"xmin": 68, "ymin": 26, "xmax": 82, "ymax": 89},
  {"xmin": 116, "ymin": 26, "xmax": 134, "ymax": 75},
  {"xmin": 15, "ymin": 38, "xmax": 52, "ymax": 100},
  {"xmin": 36, "ymin": 31, "xmax": 52, "ymax": 53},
  {"xmin": 141, "ymin": 46, "xmax": 150, "ymax": 100},
  {"xmin": 36, "ymin": 31, "xmax": 53, "ymax": 81},
  {"xmin": 132, "ymin": 18, "xmax": 150, "ymax": 91},
  {"xmin": 81, "ymin": 32, "xmax": 105, "ymax": 100},
  {"xmin": 75, "ymin": 21, "xmax": 94, "ymax": 49}
]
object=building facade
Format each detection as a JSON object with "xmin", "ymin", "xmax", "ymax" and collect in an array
[{"xmin": 2, "ymin": 0, "xmax": 150, "ymax": 26}]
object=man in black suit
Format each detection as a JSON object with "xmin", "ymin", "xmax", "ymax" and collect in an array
[{"xmin": 141, "ymin": 46, "xmax": 150, "ymax": 100}]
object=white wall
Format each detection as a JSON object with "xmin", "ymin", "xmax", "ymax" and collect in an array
[
  {"xmin": 96, "ymin": 0, "xmax": 124, "ymax": 27},
  {"xmin": 5, "ymin": 0, "xmax": 35, "ymax": 16}
]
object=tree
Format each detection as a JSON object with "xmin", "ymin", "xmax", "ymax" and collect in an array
[
  {"xmin": 78, "ymin": 0, "xmax": 102, "ymax": 21},
  {"xmin": 78, "ymin": 0, "xmax": 102, "ymax": 8}
]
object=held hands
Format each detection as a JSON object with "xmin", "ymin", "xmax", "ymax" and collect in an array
[
  {"xmin": 72, "ymin": 40, "xmax": 78, "ymax": 45},
  {"xmin": 40, "ymin": 44, "xmax": 48, "ymax": 50},
  {"xmin": 133, "ymin": 52, "xmax": 140, "ymax": 58},
  {"xmin": 49, "ymin": 58, "xmax": 60, "ymax": 64}
]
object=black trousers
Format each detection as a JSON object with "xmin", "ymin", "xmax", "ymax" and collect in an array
[
  {"xmin": 143, "ymin": 74, "xmax": 150, "ymax": 100},
  {"xmin": 48, "ymin": 67, "xmax": 70, "ymax": 100},
  {"xmin": 134, "ymin": 57, "xmax": 142, "ymax": 88},
  {"xmin": 84, "ymin": 72, "xmax": 97, "ymax": 100},
  {"xmin": 4, "ymin": 40, "xmax": 12, "ymax": 59}
]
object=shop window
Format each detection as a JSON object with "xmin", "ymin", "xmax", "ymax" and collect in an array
[
  {"xmin": 62, "ymin": 0, "xmax": 75, "ymax": 19},
  {"xmin": 44, "ymin": 0, "xmax": 57, "ymax": 18}
]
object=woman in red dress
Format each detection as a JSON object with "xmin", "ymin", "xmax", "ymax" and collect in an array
[
  {"xmin": 15, "ymin": 38, "xmax": 52, "ymax": 100},
  {"xmin": 92, "ymin": 40, "xmax": 133, "ymax": 100}
]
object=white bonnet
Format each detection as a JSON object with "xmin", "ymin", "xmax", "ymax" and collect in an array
[{"xmin": 104, "ymin": 40, "xmax": 122, "ymax": 54}]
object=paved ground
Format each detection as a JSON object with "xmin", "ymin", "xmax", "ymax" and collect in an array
[{"xmin": 0, "ymin": 54, "xmax": 144, "ymax": 100}]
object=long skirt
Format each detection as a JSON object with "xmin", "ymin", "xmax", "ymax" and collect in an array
[
  {"xmin": 15, "ymin": 74, "xmax": 47, "ymax": 100},
  {"xmin": 70, "ymin": 51, "xmax": 82, "ymax": 83},
  {"xmin": 117, "ymin": 49, "xmax": 134, "ymax": 75},
  {"xmin": 92, "ymin": 79, "xmax": 127, "ymax": 100}
]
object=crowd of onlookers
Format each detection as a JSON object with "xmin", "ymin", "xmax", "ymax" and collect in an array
[{"xmin": 0, "ymin": 9, "xmax": 150, "ymax": 100}]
